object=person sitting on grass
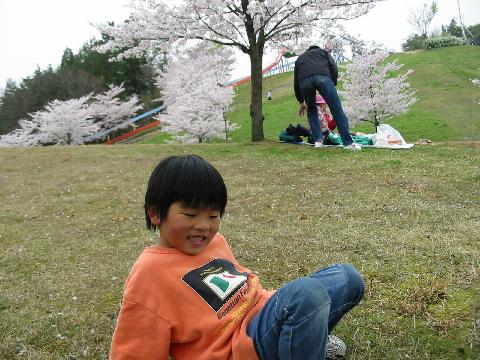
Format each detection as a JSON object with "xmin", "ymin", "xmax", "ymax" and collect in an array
[
  {"xmin": 306, "ymin": 95, "xmax": 337, "ymax": 142},
  {"xmin": 109, "ymin": 154, "xmax": 365, "ymax": 360},
  {"xmin": 316, "ymin": 95, "xmax": 336, "ymax": 134}
]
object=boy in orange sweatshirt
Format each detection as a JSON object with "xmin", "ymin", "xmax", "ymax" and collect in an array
[{"xmin": 110, "ymin": 155, "xmax": 364, "ymax": 360}]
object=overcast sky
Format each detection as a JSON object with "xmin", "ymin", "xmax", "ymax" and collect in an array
[{"xmin": 1, "ymin": 0, "xmax": 479, "ymax": 88}]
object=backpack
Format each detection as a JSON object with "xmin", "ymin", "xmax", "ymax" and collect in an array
[{"xmin": 279, "ymin": 124, "xmax": 311, "ymax": 143}]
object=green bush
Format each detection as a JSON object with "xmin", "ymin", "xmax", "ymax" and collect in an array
[
  {"xmin": 402, "ymin": 35, "xmax": 427, "ymax": 51},
  {"xmin": 425, "ymin": 36, "xmax": 464, "ymax": 49}
]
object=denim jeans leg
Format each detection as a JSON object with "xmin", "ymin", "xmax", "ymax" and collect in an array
[
  {"xmin": 300, "ymin": 77, "xmax": 323, "ymax": 142},
  {"xmin": 247, "ymin": 277, "xmax": 331, "ymax": 360},
  {"xmin": 308, "ymin": 263, "xmax": 365, "ymax": 331},
  {"xmin": 247, "ymin": 264, "xmax": 365, "ymax": 360},
  {"xmin": 312, "ymin": 75, "xmax": 354, "ymax": 146}
]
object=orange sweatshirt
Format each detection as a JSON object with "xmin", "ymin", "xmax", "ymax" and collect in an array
[{"xmin": 110, "ymin": 233, "xmax": 272, "ymax": 360}]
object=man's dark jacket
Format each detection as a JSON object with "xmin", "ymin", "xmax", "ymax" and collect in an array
[{"xmin": 294, "ymin": 47, "xmax": 338, "ymax": 103}]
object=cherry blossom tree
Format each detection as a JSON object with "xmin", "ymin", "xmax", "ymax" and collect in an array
[
  {"xmin": 29, "ymin": 95, "xmax": 97, "ymax": 145},
  {"xmin": 0, "ymin": 85, "xmax": 142, "ymax": 146},
  {"xmin": 90, "ymin": 84, "xmax": 142, "ymax": 132},
  {"xmin": 340, "ymin": 50, "xmax": 417, "ymax": 130},
  {"xmin": 94, "ymin": 0, "xmax": 383, "ymax": 141},
  {"xmin": 157, "ymin": 46, "xmax": 237, "ymax": 143},
  {"xmin": 0, "ymin": 96, "xmax": 95, "ymax": 146},
  {"xmin": 0, "ymin": 119, "xmax": 41, "ymax": 147}
]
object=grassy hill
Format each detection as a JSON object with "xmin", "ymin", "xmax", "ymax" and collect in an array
[{"xmin": 142, "ymin": 46, "xmax": 480, "ymax": 144}]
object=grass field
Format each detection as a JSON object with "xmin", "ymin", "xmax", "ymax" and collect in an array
[
  {"xmin": 1, "ymin": 45, "xmax": 480, "ymax": 359},
  {"xmin": 1, "ymin": 142, "xmax": 479, "ymax": 359}
]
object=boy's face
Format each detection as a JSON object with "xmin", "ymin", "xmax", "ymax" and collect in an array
[{"xmin": 150, "ymin": 202, "xmax": 221, "ymax": 255}]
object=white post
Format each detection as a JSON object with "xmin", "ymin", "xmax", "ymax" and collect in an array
[{"xmin": 456, "ymin": 0, "xmax": 467, "ymax": 40}]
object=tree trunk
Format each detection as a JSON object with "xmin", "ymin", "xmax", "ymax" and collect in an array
[
  {"xmin": 223, "ymin": 110, "xmax": 228, "ymax": 142},
  {"xmin": 249, "ymin": 48, "xmax": 264, "ymax": 142}
]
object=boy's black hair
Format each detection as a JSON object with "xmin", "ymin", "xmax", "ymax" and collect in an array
[{"xmin": 144, "ymin": 155, "xmax": 227, "ymax": 231}]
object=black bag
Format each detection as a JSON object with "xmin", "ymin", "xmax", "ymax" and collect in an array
[{"xmin": 285, "ymin": 124, "xmax": 311, "ymax": 142}]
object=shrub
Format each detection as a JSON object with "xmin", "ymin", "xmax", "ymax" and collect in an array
[
  {"xmin": 402, "ymin": 34, "xmax": 428, "ymax": 51},
  {"xmin": 425, "ymin": 36, "xmax": 464, "ymax": 49}
]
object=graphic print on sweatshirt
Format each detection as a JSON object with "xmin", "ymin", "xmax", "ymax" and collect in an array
[{"xmin": 182, "ymin": 259, "xmax": 248, "ymax": 312}]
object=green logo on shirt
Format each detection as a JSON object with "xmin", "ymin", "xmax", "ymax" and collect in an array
[
  {"xmin": 182, "ymin": 259, "xmax": 248, "ymax": 312},
  {"xmin": 203, "ymin": 271, "xmax": 247, "ymax": 300}
]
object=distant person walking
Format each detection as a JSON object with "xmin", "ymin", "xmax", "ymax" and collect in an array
[
  {"xmin": 267, "ymin": 89, "xmax": 272, "ymax": 101},
  {"xmin": 294, "ymin": 45, "xmax": 360, "ymax": 150}
]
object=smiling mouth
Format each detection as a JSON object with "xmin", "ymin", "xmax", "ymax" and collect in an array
[{"xmin": 188, "ymin": 235, "xmax": 207, "ymax": 247}]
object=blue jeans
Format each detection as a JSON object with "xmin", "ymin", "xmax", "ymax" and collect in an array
[
  {"xmin": 247, "ymin": 264, "xmax": 364, "ymax": 360},
  {"xmin": 300, "ymin": 74, "xmax": 354, "ymax": 146}
]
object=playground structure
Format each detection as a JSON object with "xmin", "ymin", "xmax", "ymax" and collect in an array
[
  {"xmin": 103, "ymin": 49, "xmax": 296, "ymax": 144},
  {"xmin": 103, "ymin": 106, "xmax": 164, "ymax": 144},
  {"xmin": 84, "ymin": 106, "xmax": 164, "ymax": 144}
]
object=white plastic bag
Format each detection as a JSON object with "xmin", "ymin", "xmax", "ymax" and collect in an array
[{"xmin": 374, "ymin": 124, "xmax": 406, "ymax": 146}]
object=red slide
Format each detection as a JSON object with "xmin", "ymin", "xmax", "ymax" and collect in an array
[
  {"xmin": 105, "ymin": 120, "xmax": 160, "ymax": 144},
  {"xmin": 227, "ymin": 48, "xmax": 286, "ymax": 87}
]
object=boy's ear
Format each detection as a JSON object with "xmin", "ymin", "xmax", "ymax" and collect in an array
[{"xmin": 147, "ymin": 207, "xmax": 161, "ymax": 226}]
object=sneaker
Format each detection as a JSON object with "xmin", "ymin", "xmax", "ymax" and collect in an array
[
  {"xmin": 326, "ymin": 335, "xmax": 346, "ymax": 359},
  {"xmin": 314, "ymin": 141, "xmax": 324, "ymax": 148},
  {"xmin": 343, "ymin": 143, "xmax": 361, "ymax": 151}
]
